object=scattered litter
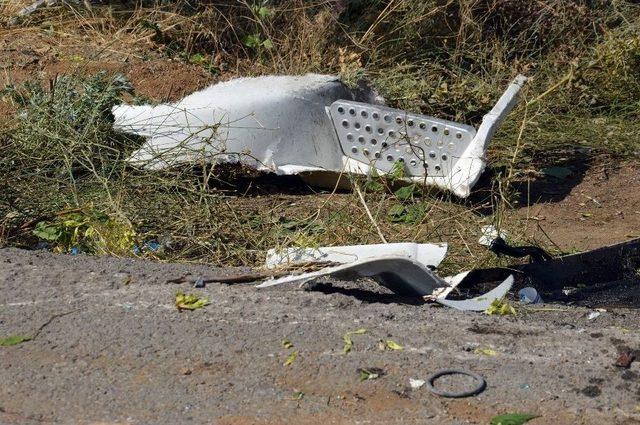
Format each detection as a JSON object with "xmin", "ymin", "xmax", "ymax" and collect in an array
[
  {"xmin": 385, "ymin": 340, "xmax": 403, "ymax": 350},
  {"xmin": 438, "ymin": 276, "xmax": 514, "ymax": 312},
  {"xmin": 518, "ymin": 287, "xmax": 543, "ymax": 304},
  {"xmin": 587, "ymin": 311, "xmax": 601, "ymax": 320},
  {"xmin": 193, "ymin": 277, "xmax": 205, "ymax": 288},
  {"xmin": 175, "ymin": 292, "xmax": 210, "ymax": 311},
  {"xmin": 479, "ymin": 225, "xmax": 508, "ymax": 247},
  {"xmin": 474, "ymin": 347, "xmax": 499, "ymax": 356},
  {"xmin": 409, "ymin": 378, "xmax": 426, "ymax": 390},
  {"xmin": 358, "ymin": 367, "xmax": 384, "ymax": 381},
  {"xmin": 282, "ymin": 339, "xmax": 294, "ymax": 349},
  {"xmin": 490, "ymin": 412, "xmax": 539, "ymax": 425},
  {"xmin": 266, "ymin": 242, "xmax": 447, "ymax": 269},
  {"xmin": 260, "ymin": 251, "xmax": 514, "ymax": 310},
  {"xmin": 343, "ymin": 328, "xmax": 367, "ymax": 354},
  {"xmin": 426, "ymin": 369, "xmax": 486, "ymax": 398},
  {"xmin": 114, "ymin": 74, "xmax": 526, "ymax": 198},
  {"xmin": 283, "ymin": 350, "xmax": 298, "ymax": 366},
  {"xmin": 0, "ymin": 335, "xmax": 32, "ymax": 347},
  {"xmin": 615, "ymin": 351, "xmax": 635, "ymax": 369},
  {"xmin": 291, "ymin": 391, "xmax": 304, "ymax": 401},
  {"xmin": 259, "ymin": 256, "xmax": 454, "ymax": 297}
]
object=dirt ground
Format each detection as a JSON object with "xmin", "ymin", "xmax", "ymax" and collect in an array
[{"xmin": 1, "ymin": 247, "xmax": 640, "ymax": 425}]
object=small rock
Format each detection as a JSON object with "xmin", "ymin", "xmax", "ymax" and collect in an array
[
  {"xmin": 615, "ymin": 351, "xmax": 635, "ymax": 369},
  {"xmin": 180, "ymin": 367, "xmax": 192, "ymax": 376}
]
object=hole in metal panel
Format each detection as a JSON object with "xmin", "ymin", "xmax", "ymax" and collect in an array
[
  {"xmin": 431, "ymin": 126, "xmax": 438, "ymax": 132},
  {"xmin": 384, "ymin": 115, "xmax": 391, "ymax": 123},
  {"xmin": 419, "ymin": 122, "xmax": 426, "ymax": 130},
  {"xmin": 354, "ymin": 122, "xmax": 361, "ymax": 129},
  {"xmin": 346, "ymin": 133, "xmax": 353, "ymax": 141},
  {"xmin": 408, "ymin": 120, "xmax": 414, "ymax": 127},
  {"xmin": 386, "ymin": 154, "xmax": 394, "ymax": 161},
  {"xmin": 435, "ymin": 165, "xmax": 441, "ymax": 171},
  {"xmin": 337, "ymin": 106, "xmax": 345, "ymax": 114},
  {"xmin": 372, "ymin": 112, "xmax": 380, "ymax": 120},
  {"xmin": 365, "ymin": 125, "xmax": 372, "ymax": 133},
  {"xmin": 396, "ymin": 117, "xmax": 403, "ymax": 124},
  {"xmin": 349, "ymin": 108, "xmax": 356, "ymax": 115},
  {"xmin": 377, "ymin": 128, "xmax": 384, "ymax": 134},
  {"xmin": 358, "ymin": 136, "xmax": 365, "ymax": 143},
  {"xmin": 342, "ymin": 120, "xmax": 349, "ymax": 128},
  {"xmin": 456, "ymin": 132, "xmax": 462, "ymax": 139},
  {"xmin": 351, "ymin": 146, "xmax": 358, "ymax": 153},
  {"xmin": 442, "ymin": 154, "xmax": 448, "ymax": 160},
  {"xmin": 429, "ymin": 151, "xmax": 436, "ymax": 159},
  {"xmin": 361, "ymin": 111, "xmax": 368, "ymax": 118},
  {"xmin": 374, "ymin": 151, "xmax": 381, "ymax": 158},
  {"xmin": 381, "ymin": 142, "xmax": 388, "ymax": 148},
  {"xmin": 444, "ymin": 129, "xmax": 450, "ymax": 135},
  {"xmin": 371, "ymin": 138, "xmax": 378, "ymax": 145}
]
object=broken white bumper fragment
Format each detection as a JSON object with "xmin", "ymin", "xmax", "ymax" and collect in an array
[
  {"xmin": 260, "ymin": 243, "xmax": 513, "ymax": 310},
  {"xmin": 113, "ymin": 74, "xmax": 526, "ymax": 197}
]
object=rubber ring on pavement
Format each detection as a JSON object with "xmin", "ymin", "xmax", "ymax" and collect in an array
[{"xmin": 426, "ymin": 369, "xmax": 486, "ymax": 398}]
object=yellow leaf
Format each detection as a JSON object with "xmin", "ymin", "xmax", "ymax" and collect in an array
[
  {"xmin": 485, "ymin": 298, "xmax": 516, "ymax": 316},
  {"xmin": 342, "ymin": 328, "xmax": 367, "ymax": 353},
  {"xmin": 175, "ymin": 292, "xmax": 210, "ymax": 311},
  {"xmin": 385, "ymin": 340, "xmax": 403, "ymax": 350},
  {"xmin": 282, "ymin": 339, "xmax": 294, "ymax": 349},
  {"xmin": 284, "ymin": 350, "xmax": 298, "ymax": 366},
  {"xmin": 474, "ymin": 347, "xmax": 499, "ymax": 356}
]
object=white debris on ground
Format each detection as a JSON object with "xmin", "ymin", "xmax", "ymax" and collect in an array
[{"xmin": 113, "ymin": 74, "xmax": 526, "ymax": 198}]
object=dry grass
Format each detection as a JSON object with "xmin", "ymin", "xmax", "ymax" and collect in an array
[{"xmin": 0, "ymin": 0, "xmax": 638, "ymax": 271}]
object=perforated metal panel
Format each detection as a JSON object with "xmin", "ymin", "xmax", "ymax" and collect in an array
[{"xmin": 329, "ymin": 101, "xmax": 476, "ymax": 177}]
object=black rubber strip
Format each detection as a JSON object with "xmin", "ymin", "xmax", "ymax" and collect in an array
[{"xmin": 426, "ymin": 369, "xmax": 486, "ymax": 398}]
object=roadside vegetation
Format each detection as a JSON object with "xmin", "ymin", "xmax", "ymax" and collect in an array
[{"xmin": 0, "ymin": 0, "xmax": 638, "ymax": 272}]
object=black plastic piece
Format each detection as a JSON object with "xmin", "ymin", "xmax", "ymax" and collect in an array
[{"xmin": 488, "ymin": 237, "xmax": 553, "ymax": 263}]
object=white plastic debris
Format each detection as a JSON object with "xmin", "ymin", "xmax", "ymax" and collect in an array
[
  {"xmin": 258, "ymin": 256, "xmax": 452, "ymax": 297},
  {"xmin": 265, "ymin": 242, "xmax": 447, "ymax": 269},
  {"xmin": 114, "ymin": 74, "xmax": 526, "ymax": 198},
  {"xmin": 478, "ymin": 224, "xmax": 508, "ymax": 247},
  {"xmin": 409, "ymin": 378, "xmax": 426, "ymax": 390},
  {"xmin": 260, "ymin": 238, "xmax": 515, "ymax": 309},
  {"xmin": 587, "ymin": 311, "xmax": 601, "ymax": 320}
]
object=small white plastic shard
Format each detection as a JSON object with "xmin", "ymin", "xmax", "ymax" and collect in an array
[
  {"xmin": 265, "ymin": 242, "xmax": 447, "ymax": 269},
  {"xmin": 436, "ymin": 275, "xmax": 514, "ymax": 311}
]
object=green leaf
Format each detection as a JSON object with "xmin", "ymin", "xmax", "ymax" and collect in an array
[
  {"xmin": 33, "ymin": 221, "xmax": 61, "ymax": 241},
  {"xmin": 283, "ymin": 350, "xmax": 298, "ymax": 366},
  {"xmin": 243, "ymin": 34, "xmax": 263, "ymax": 48},
  {"xmin": 389, "ymin": 161, "xmax": 406, "ymax": 180},
  {"xmin": 175, "ymin": 292, "xmax": 210, "ymax": 311},
  {"xmin": 262, "ymin": 39, "xmax": 274, "ymax": 49},
  {"xmin": 387, "ymin": 204, "xmax": 407, "ymax": 221},
  {"xmin": 394, "ymin": 184, "xmax": 417, "ymax": 201},
  {"xmin": 357, "ymin": 368, "xmax": 381, "ymax": 381},
  {"xmin": 256, "ymin": 6, "xmax": 272, "ymax": 19},
  {"xmin": 385, "ymin": 340, "xmax": 403, "ymax": 350},
  {"xmin": 490, "ymin": 412, "xmax": 539, "ymax": 425},
  {"xmin": 0, "ymin": 335, "xmax": 31, "ymax": 346}
]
